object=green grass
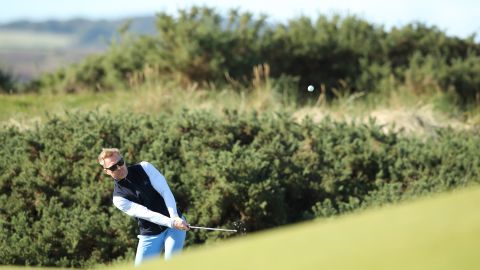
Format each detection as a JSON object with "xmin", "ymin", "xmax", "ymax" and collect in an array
[
  {"xmin": 0, "ymin": 82, "xmax": 295, "ymax": 126},
  {"xmin": 1, "ymin": 186, "xmax": 478, "ymax": 269},
  {"xmin": 1, "ymin": 79, "xmax": 475, "ymax": 135},
  {"xmin": 0, "ymin": 92, "xmax": 115, "ymax": 127},
  {"xmin": 107, "ymin": 186, "xmax": 480, "ymax": 270}
]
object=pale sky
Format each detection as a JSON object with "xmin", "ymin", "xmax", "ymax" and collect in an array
[{"xmin": 1, "ymin": 0, "xmax": 478, "ymax": 39}]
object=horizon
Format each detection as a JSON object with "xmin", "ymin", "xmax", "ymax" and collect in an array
[{"xmin": 1, "ymin": 0, "xmax": 478, "ymax": 40}]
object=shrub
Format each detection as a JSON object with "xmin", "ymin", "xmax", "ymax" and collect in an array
[
  {"xmin": 24, "ymin": 7, "xmax": 480, "ymax": 107},
  {"xmin": 1, "ymin": 110, "xmax": 479, "ymax": 266}
]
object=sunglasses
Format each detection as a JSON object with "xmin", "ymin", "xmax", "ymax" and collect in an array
[{"xmin": 105, "ymin": 158, "xmax": 125, "ymax": 172}]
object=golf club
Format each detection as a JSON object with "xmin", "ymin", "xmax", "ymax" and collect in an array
[{"xmin": 189, "ymin": 225, "xmax": 237, "ymax": 232}]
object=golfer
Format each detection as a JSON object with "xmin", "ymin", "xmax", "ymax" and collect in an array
[{"xmin": 98, "ymin": 148, "xmax": 189, "ymax": 266}]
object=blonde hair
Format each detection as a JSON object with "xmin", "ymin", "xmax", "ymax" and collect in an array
[{"xmin": 98, "ymin": 148, "xmax": 122, "ymax": 167}]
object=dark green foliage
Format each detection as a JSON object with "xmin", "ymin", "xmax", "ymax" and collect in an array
[
  {"xmin": 1, "ymin": 110, "xmax": 479, "ymax": 267},
  {"xmin": 24, "ymin": 7, "xmax": 480, "ymax": 106},
  {"xmin": 0, "ymin": 66, "xmax": 17, "ymax": 93},
  {"xmin": 151, "ymin": 7, "xmax": 269, "ymax": 83}
]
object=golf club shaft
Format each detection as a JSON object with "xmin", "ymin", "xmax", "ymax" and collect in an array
[{"xmin": 189, "ymin": 225, "xmax": 237, "ymax": 232}]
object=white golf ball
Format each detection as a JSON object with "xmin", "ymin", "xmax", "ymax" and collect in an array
[{"xmin": 307, "ymin": 85, "xmax": 314, "ymax": 92}]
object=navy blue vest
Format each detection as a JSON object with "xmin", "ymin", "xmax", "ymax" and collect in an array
[{"xmin": 113, "ymin": 163, "xmax": 179, "ymax": 235}]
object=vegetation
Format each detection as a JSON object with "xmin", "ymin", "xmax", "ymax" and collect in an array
[
  {"xmin": 19, "ymin": 7, "xmax": 480, "ymax": 110},
  {"xmin": 0, "ymin": 66, "xmax": 16, "ymax": 93},
  {"xmin": 1, "ymin": 110, "xmax": 479, "ymax": 267},
  {"xmin": 123, "ymin": 186, "xmax": 480, "ymax": 270},
  {"xmin": 1, "ymin": 5, "xmax": 480, "ymax": 268},
  {"xmin": 0, "ymin": 77, "xmax": 474, "ymax": 136}
]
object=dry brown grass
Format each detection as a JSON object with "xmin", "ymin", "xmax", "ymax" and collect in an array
[
  {"xmin": 2, "ymin": 65, "xmax": 477, "ymax": 136},
  {"xmin": 293, "ymin": 104, "xmax": 473, "ymax": 137}
]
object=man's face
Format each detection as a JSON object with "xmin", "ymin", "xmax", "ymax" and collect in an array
[{"xmin": 103, "ymin": 152, "xmax": 128, "ymax": 180}]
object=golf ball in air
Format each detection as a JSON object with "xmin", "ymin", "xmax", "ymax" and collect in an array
[{"xmin": 307, "ymin": 85, "xmax": 314, "ymax": 92}]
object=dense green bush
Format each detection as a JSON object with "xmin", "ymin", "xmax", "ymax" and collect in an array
[
  {"xmin": 26, "ymin": 7, "xmax": 480, "ymax": 106},
  {"xmin": 1, "ymin": 110, "xmax": 479, "ymax": 267},
  {"xmin": 0, "ymin": 66, "xmax": 17, "ymax": 93}
]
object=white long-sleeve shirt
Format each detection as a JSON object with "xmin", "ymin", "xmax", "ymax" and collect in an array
[{"xmin": 112, "ymin": 161, "xmax": 179, "ymax": 228}]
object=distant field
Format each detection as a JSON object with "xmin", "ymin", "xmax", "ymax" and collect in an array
[
  {"xmin": 0, "ymin": 48, "xmax": 100, "ymax": 81},
  {"xmin": 0, "ymin": 30, "xmax": 75, "ymax": 49},
  {"xmin": 110, "ymin": 186, "xmax": 480, "ymax": 270},
  {"xmin": 0, "ymin": 30, "xmax": 103, "ymax": 80}
]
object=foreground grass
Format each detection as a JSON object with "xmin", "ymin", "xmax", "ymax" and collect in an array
[
  {"xmin": 107, "ymin": 186, "xmax": 480, "ymax": 270},
  {"xmin": 0, "ymin": 186, "xmax": 478, "ymax": 269}
]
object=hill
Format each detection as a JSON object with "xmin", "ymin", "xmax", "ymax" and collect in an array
[
  {"xmin": 0, "ymin": 16, "xmax": 156, "ymax": 81},
  {"xmin": 124, "ymin": 186, "xmax": 480, "ymax": 270},
  {"xmin": 0, "ymin": 16, "xmax": 156, "ymax": 47}
]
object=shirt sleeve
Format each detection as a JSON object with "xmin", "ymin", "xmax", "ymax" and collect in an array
[
  {"xmin": 112, "ymin": 196, "xmax": 174, "ymax": 228},
  {"xmin": 140, "ymin": 161, "xmax": 180, "ymax": 218}
]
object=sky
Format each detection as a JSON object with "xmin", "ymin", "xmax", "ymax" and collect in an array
[{"xmin": 1, "ymin": 0, "xmax": 479, "ymax": 39}]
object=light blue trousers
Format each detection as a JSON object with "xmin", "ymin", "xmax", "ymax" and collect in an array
[{"xmin": 134, "ymin": 226, "xmax": 186, "ymax": 266}]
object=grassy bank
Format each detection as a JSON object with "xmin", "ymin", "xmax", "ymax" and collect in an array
[
  {"xmin": 1, "ymin": 80, "xmax": 476, "ymax": 135},
  {"xmin": 1, "ymin": 186, "xmax": 479, "ymax": 269},
  {"xmin": 115, "ymin": 185, "xmax": 480, "ymax": 270}
]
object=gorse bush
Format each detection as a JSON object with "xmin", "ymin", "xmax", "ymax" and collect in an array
[
  {"xmin": 0, "ymin": 66, "xmax": 16, "ymax": 93},
  {"xmin": 26, "ymin": 6, "xmax": 480, "ymax": 106},
  {"xmin": 1, "ymin": 110, "xmax": 479, "ymax": 267}
]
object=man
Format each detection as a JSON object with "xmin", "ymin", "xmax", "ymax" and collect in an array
[{"xmin": 98, "ymin": 148, "xmax": 189, "ymax": 266}]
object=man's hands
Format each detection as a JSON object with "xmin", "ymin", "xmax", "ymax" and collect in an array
[{"xmin": 172, "ymin": 217, "xmax": 190, "ymax": 231}]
